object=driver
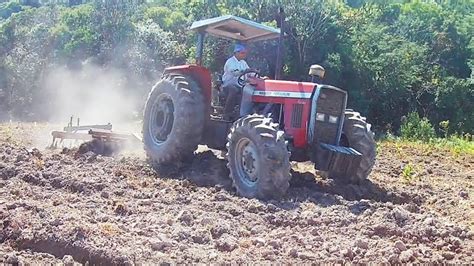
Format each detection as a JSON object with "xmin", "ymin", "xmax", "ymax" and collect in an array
[{"xmin": 222, "ymin": 43, "xmax": 254, "ymax": 120}]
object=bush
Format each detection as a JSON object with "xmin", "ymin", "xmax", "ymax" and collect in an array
[{"xmin": 400, "ymin": 112, "xmax": 436, "ymax": 142}]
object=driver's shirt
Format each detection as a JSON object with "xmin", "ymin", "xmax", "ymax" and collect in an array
[{"xmin": 222, "ymin": 55, "xmax": 249, "ymax": 87}]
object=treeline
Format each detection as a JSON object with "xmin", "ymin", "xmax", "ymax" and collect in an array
[{"xmin": 0, "ymin": 0, "xmax": 473, "ymax": 136}]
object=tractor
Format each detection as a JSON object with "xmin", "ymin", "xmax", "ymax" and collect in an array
[{"xmin": 142, "ymin": 14, "xmax": 376, "ymax": 199}]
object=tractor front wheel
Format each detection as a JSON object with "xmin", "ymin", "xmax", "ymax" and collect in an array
[
  {"xmin": 328, "ymin": 110, "xmax": 376, "ymax": 183},
  {"xmin": 226, "ymin": 114, "xmax": 291, "ymax": 199}
]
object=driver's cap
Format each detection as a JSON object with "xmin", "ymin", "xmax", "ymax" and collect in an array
[{"xmin": 234, "ymin": 43, "xmax": 247, "ymax": 53}]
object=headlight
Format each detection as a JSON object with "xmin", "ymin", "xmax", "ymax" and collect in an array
[
  {"xmin": 316, "ymin": 113, "xmax": 325, "ymax": 121},
  {"xmin": 329, "ymin": 115, "xmax": 338, "ymax": 123},
  {"xmin": 316, "ymin": 113, "xmax": 339, "ymax": 123}
]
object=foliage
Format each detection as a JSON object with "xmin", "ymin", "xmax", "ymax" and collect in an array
[
  {"xmin": 127, "ymin": 19, "xmax": 186, "ymax": 84},
  {"xmin": 143, "ymin": 6, "xmax": 187, "ymax": 32},
  {"xmin": 439, "ymin": 120, "xmax": 449, "ymax": 138},
  {"xmin": 0, "ymin": 6, "xmax": 59, "ymax": 120},
  {"xmin": 434, "ymin": 77, "xmax": 474, "ymax": 134},
  {"xmin": 401, "ymin": 162, "xmax": 418, "ymax": 183},
  {"xmin": 51, "ymin": 4, "xmax": 97, "ymax": 57},
  {"xmin": 382, "ymin": 134, "xmax": 474, "ymax": 157},
  {"xmin": 432, "ymin": 134, "xmax": 474, "ymax": 156},
  {"xmin": 400, "ymin": 112, "xmax": 436, "ymax": 142}
]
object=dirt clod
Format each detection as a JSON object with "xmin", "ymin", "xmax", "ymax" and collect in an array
[
  {"xmin": 355, "ymin": 239, "xmax": 369, "ymax": 249},
  {"xmin": 442, "ymin": 251, "xmax": 456, "ymax": 260},
  {"xmin": 215, "ymin": 234, "xmax": 238, "ymax": 252},
  {"xmin": 289, "ymin": 248, "xmax": 299, "ymax": 258},
  {"xmin": 459, "ymin": 191, "xmax": 468, "ymax": 199},
  {"xmin": 345, "ymin": 248, "xmax": 356, "ymax": 259},
  {"xmin": 5, "ymin": 254, "xmax": 19, "ymax": 265},
  {"xmin": 62, "ymin": 255, "xmax": 75, "ymax": 266},
  {"xmin": 150, "ymin": 238, "xmax": 173, "ymax": 252},
  {"xmin": 400, "ymin": 249, "xmax": 414, "ymax": 262},
  {"xmin": 394, "ymin": 240, "xmax": 407, "ymax": 252}
]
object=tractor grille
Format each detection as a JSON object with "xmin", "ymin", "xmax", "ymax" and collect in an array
[
  {"xmin": 312, "ymin": 87, "xmax": 347, "ymax": 145},
  {"xmin": 291, "ymin": 104, "xmax": 303, "ymax": 128}
]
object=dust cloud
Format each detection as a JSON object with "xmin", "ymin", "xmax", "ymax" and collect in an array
[{"xmin": 42, "ymin": 62, "xmax": 145, "ymax": 133}]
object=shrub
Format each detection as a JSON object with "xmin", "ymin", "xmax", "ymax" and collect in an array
[{"xmin": 400, "ymin": 112, "xmax": 436, "ymax": 142}]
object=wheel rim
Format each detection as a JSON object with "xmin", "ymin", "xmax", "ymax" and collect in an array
[
  {"xmin": 149, "ymin": 94, "xmax": 174, "ymax": 145},
  {"xmin": 235, "ymin": 137, "xmax": 260, "ymax": 186}
]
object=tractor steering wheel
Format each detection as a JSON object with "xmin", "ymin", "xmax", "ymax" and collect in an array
[{"xmin": 238, "ymin": 69, "xmax": 261, "ymax": 86}]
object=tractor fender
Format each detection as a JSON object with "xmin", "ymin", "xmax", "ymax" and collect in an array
[{"xmin": 163, "ymin": 65, "xmax": 212, "ymax": 105}]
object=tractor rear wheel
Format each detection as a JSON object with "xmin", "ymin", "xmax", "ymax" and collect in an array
[
  {"xmin": 142, "ymin": 74, "xmax": 205, "ymax": 166},
  {"xmin": 226, "ymin": 114, "xmax": 291, "ymax": 199},
  {"xmin": 328, "ymin": 110, "xmax": 376, "ymax": 183}
]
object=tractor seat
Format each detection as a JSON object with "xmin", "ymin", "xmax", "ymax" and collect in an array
[
  {"xmin": 214, "ymin": 73, "xmax": 224, "ymax": 93},
  {"xmin": 212, "ymin": 73, "xmax": 243, "ymax": 112},
  {"xmin": 214, "ymin": 73, "xmax": 241, "ymax": 97},
  {"xmin": 215, "ymin": 73, "xmax": 235, "ymax": 98},
  {"xmin": 212, "ymin": 73, "xmax": 226, "ymax": 106}
]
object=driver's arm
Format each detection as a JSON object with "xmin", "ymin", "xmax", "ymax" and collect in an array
[
  {"xmin": 242, "ymin": 61, "xmax": 251, "ymax": 79},
  {"xmin": 233, "ymin": 69, "xmax": 243, "ymax": 77}
]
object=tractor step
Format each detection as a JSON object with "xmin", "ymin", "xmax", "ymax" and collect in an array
[{"xmin": 314, "ymin": 143, "xmax": 362, "ymax": 178}]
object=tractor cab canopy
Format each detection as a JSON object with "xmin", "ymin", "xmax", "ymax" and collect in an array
[
  {"xmin": 182, "ymin": 15, "xmax": 284, "ymax": 83},
  {"xmin": 190, "ymin": 15, "xmax": 280, "ymax": 42}
]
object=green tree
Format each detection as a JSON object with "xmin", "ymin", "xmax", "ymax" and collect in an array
[{"xmin": 51, "ymin": 4, "xmax": 97, "ymax": 59}]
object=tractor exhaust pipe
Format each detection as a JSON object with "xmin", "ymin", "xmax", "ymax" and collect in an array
[
  {"xmin": 275, "ymin": 7, "xmax": 284, "ymax": 80},
  {"xmin": 196, "ymin": 31, "xmax": 205, "ymax": 65}
]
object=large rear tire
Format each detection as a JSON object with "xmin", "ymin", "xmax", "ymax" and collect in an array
[
  {"xmin": 226, "ymin": 114, "xmax": 291, "ymax": 199},
  {"xmin": 142, "ymin": 74, "xmax": 205, "ymax": 166},
  {"xmin": 328, "ymin": 110, "xmax": 376, "ymax": 183}
]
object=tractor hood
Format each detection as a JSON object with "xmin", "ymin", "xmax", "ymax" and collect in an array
[{"xmin": 252, "ymin": 79, "xmax": 316, "ymax": 99}]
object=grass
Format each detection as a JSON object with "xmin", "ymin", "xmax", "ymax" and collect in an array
[
  {"xmin": 378, "ymin": 134, "xmax": 472, "ymax": 184},
  {"xmin": 380, "ymin": 134, "xmax": 474, "ymax": 156},
  {"xmin": 431, "ymin": 135, "xmax": 474, "ymax": 156},
  {"xmin": 0, "ymin": 124, "xmax": 15, "ymax": 143},
  {"xmin": 0, "ymin": 122, "xmax": 61, "ymax": 148}
]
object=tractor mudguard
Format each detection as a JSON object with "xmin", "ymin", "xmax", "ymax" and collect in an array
[{"xmin": 163, "ymin": 65, "xmax": 212, "ymax": 105}]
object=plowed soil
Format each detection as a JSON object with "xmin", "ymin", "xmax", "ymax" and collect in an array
[{"xmin": 1, "ymin": 123, "xmax": 473, "ymax": 264}]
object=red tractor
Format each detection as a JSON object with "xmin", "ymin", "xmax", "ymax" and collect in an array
[{"xmin": 142, "ymin": 15, "xmax": 376, "ymax": 199}]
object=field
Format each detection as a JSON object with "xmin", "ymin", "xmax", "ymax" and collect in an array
[{"xmin": 1, "ymin": 122, "xmax": 473, "ymax": 264}]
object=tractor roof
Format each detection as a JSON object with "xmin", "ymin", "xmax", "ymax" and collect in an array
[{"xmin": 190, "ymin": 15, "xmax": 280, "ymax": 42}]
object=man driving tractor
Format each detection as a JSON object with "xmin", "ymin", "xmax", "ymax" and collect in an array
[{"xmin": 222, "ymin": 43, "xmax": 259, "ymax": 120}]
